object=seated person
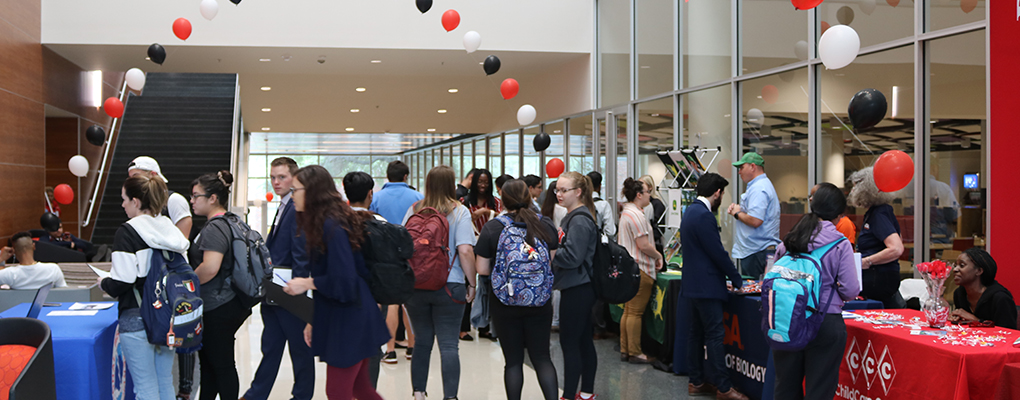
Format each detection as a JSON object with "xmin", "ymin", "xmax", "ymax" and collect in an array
[
  {"xmin": 39, "ymin": 221, "xmax": 96, "ymax": 259},
  {"xmin": 0, "ymin": 232, "xmax": 68, "ymax": 290},
  {"xmin": 950, "ymin": 248, "xmax": 1017, "ymax": 329}
]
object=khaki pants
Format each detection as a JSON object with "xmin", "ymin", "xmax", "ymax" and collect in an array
[{"xmin": 620, "ymin": 271, "xmax": 655, "ymax": 356}]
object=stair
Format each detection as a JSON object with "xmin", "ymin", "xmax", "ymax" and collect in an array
[{"xmin": 91, "ymin": 73, "xmax": 237, "ymax": 245}]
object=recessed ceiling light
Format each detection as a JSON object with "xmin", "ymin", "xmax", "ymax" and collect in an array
[
  {"xmin": 448, "ymin": 88, "xmax": 459, "ymax": 93},
  {"xmin": 479, "ymin": 62, "xmax": 484, "ymax": 65},
  {"xmin": 261, "ymin": 108, "xmax": 271, "ymax": 112},
  {"xmin": 427, "ymin": 128, "xmax": 436, "ymax": 132},
  {"xmin": 259, "ymin": 58, "xmax": 271, "ymax": 62},
  {"xmin": 651, "ymin": 113, "xmax": 660, "ymax": 117},
  {"xmin": 145, "ymin": 57, "xmax": 151, "ymax": 61},
  {"xmin": 346, "ymin": 127, "xmax": 355, "ymax": 132},
  {"xmin": 355, "ymin": 87, "xmax": 367, "ymax": 92},
  {"xmin": 437, "ymin": 109, "xmax": 447, "ymax": 114},
  {"xmin": 261, "ymin": 86, "xmax": 271, "ymax": 91},
  {"xmin": 553, "ymin": 130, "xmax": 562, "ymax": 133},
  {"xmin": 640, "ymin": 65, "xmax": 651, "ymax": 69},
  {"xmin": 370, "ymin": 60, "xmax": 382, "ymax": 64},
  {"xmin": 350, "ymin": 109, "xmax": 360, "ymax": 113},
  {"xmin": 261, "ymin": 127, "xmax": 270, "ymax": 131}
]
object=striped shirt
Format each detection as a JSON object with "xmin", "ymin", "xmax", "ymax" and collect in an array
[{"xmin": 619, "ymin": 203, "xmax": 657, "ymax": 278}]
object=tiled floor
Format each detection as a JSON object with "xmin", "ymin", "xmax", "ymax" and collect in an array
[{"xmin": 224, "ymin": 305, "xmax": 691, "ymax": 400}]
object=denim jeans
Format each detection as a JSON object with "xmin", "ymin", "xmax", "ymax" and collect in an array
[
  {"xmin": 687, "ymin": 298, "xmax": 731, "ymax": 392},
  {"xmin": 120, "ymin": 329, "xmax": 176, "ymax": 400},
  {"xmin": 404, "ymin": 283, "xmax": 467, "ymax": 399}
]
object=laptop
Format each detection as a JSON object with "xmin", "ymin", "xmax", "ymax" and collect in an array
[{"xmin": 25, "ymin": 283, "xmax": 53, "ymax": 319}]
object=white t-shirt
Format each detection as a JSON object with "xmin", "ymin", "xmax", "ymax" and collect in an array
[
  {"xmin": 0, "ymin": 262, "xmax": 68, "ymax": 290},
  {"xmin": 167, "ymin": 192, "xmax": 192, "ymax": 224}
]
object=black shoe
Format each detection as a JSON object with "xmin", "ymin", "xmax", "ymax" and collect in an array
[
  {"xmin": 460, "ymin": 334, "xmax": 474, "ymax": 341},
  {"xmin": 478, "ymin": 331, "xmax": 497, "ymax": 341},
  {"xmin": 395, "ymin": 342, "xmax": 409, "ymax": 349},
  {"xmin": 405, "ymin": 347, "xmax": 413, "ymax": 359},
  {"xmin": 382, "ymin": 351, "xmax": 398, "ymax": 364}
]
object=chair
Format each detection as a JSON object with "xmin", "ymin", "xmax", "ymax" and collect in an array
[
  {"xmin": 32, "ymin": 242, "xmax": 85, "ymax": 263},
  {"xmin": 0, "ymin": 318, "xmax": 56, "ymax": 400}
]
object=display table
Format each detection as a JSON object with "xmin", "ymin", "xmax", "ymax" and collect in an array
[
  {"xmin": 994, "ymin": 363, "xmax": 1020, "ymax": 400},
  {"xmin": 839, "ymin": 309, "xmax": 1020, "ymax": 400},
  {"xmin": 1, "ymin": 302, "xmax": 134, "ymax": 400}
]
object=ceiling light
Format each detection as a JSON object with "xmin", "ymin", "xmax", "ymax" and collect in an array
[
  {"xmin": 145, "ymin": 57, "xmax": 150, "ymax": 61},
  {"xmin": 650, "ymin": 113, "xmax": 660, "ymax": 117},
  {"xmin": 261, "ymin": 127, "xmax": 270, "ymax": 131},
  {"xmin": 350, "ymin": 109, "xmax": 360, "ymax": 113},
  {"xmin": 261, "ymin": 108, "xmax": 271, "ymax": 112},
  {"xmin": 346, "ymin": 127, "xmax": 355, "ymax": 132},
  {"xmin": 370, "ymin": 60, "xmax": 382, "ymax": 64},
  {"xmin": 259, "ymin": 58, "xmax": 271, "ymax": 62},
  {"xmin": 355, "ymin": 87, "xmax": 367, "ymax": 92},
  {"xmin": 261, "ymin": 86, "xmax": 271, "ymax": 91},
  {"xmin": 427, "ymin": 128, "xmax": 436, "ymax": 132},
  {"xmin": 448, "ymin": 88, "xmax": 459, "ymax": 93},
  {"xmin": 640, "ymin": 65, "xmax": 650, "ymax": 69},
  {"xmin": 553, "ymin": 130, "xmax": 562, "ymax": 133},
  {"xmin": 437, "ymin": 109, "xmax": 447, "ymax": 114}
]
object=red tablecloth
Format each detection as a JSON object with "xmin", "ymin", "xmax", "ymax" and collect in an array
[
  {"xmin": 994, "ymin": 363, "xmax": 1020, "ymax": 400},
  {"xmin": 838, "ymin": 309, "xmax": 1020, "ymax": 400}
]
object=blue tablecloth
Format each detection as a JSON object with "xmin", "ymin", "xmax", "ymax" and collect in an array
[
  {"xmin": 842, "ymin": 299, "xmax": 884, "ymax": 310},
  {"xmin": 1, "ymin": 302, "xmax": 134, "ymax": 400}
]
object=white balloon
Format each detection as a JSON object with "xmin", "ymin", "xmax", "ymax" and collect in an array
[
  {"xmin": 200, "ymin": 0, "xmax": 219, "ymax": 21},
  {"xmin": 859, "ymin": 0, "xmax": 877, "ymax": 15},
  {"xmin": 794, "ymin": 40, "xmax": 809, "ymax": 61},
  {"xmin": 463, "ymin": 31, "xmax": 481, "ymax": 53},
  {"xmin": 125, "ymin": 68, "xmax": 146, "ymax": 91},
  {"xmin": 517, "ymin": 105, "xmax": 536, "ymax": 126},
  {"xmin": 818, "ymin": 25, "xmax": 860, "ymax": 70},
  {"xmin": 68, "ymin": 155, "xmax": 89, "ymax": 177},
  {"xmin": 746, "ymin": 108, "xmax": 764, "ymax": 128}
]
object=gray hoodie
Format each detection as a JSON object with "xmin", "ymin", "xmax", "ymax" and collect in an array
[
  {"xmin": 775, "ymin": 220, "xmax": 860, "ymax": 314},
  {"xmin": 553, "ymin": 206, "xmax": 597, "ymax": 290}
]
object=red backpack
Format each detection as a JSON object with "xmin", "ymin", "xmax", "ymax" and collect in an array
[{"xmin": 405, "ymin": 206, "xmax": 452, "ymax": 290}]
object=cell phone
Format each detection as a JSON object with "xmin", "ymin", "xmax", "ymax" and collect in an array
[{"xmin": 43, "ymin": 303, "xmax": 61, "ymax": 307}]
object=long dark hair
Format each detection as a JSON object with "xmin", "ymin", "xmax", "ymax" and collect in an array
[
  {"xmin": 502, "ymin": 180, "xmax": 553, "ymax": 247},
  {"xmin": 540, "ymin": 180, "xmax": 558, "ymax": 218},
  {"xmin": 295, "ymin": 165, "xmax": 367, "ymax": 252},
  {"xmin": 466, "ymin": 168, "xmax": 495, "ymax": 208},
  {"xmin": 783, "ymin": 182, "xmax": 846, "ymax": 254},
  {"xmin": 963, "ymin": 247, "xmax": 997, "ymax": 287},
  {"xmin": 191, "ymin": 170, "xmax": 233, "ymax": 208}
]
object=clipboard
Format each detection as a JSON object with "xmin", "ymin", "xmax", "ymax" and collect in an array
[{"xmin": 265, "ymin": 271, "xmax": 314, "ymax": 324}]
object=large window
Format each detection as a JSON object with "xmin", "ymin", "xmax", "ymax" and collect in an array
[
  {"xmin": 818, "ymin": 0, "xmax": 913, "ymax": 49},
  {"xmin": 505, "ymin": 131, "xmax": 521, "ymax": 178},
  {"xmin": 599, "ymin": 0, "xmax": 631, "ymax": 106},
  {"xmin": 740, "ymin": 0, "xmax": 806, "ymax": 74},
  {"xmin": 569, "ymin": 115, "xmax": 594, "ymax": 174},
  {"xmin": 682, "ymin": 0, "xmax": 732, "ymax": 87},
  {"xmin": 636, "ymin": 97, "xmax": 674, "ymax": 181},
  {"xmin": 929, "ymin": 0, "xmax": 984, "ymax": 32},
  {"xmin": 489, "ymin": 135, "xmax": 503, "ymax": 177},
  {"xmin": 637, "ymin": 0, "xmax": 674, "ymax": 98},
  {"xmin": 683, "ymin": 85, "xmax": 734, "ymax": 249},
  {"xmin": 523, "ymin": 126, "xmax": 542, "ymax": 179}
]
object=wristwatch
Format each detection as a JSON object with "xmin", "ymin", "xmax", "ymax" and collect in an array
[{"xmin": 732, "ymin": 211, "xmax": 743, "ymax": 219}]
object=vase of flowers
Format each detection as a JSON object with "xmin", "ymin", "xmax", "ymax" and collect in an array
[{"xmin": 916, "ymin": 260, "xmax": 951, "ymax": 328}]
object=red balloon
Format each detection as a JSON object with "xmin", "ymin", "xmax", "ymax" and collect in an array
[
  {"xmin": 873, "ymin": 150, "xmax": 914, "ymax": 192},
  {"xmin": 173, "ymin": 18, "xmax": 192, "ymax": 40},
  {"xmin": 886, "ymin": 0, "xmax": 899, "ymax": 7},
  {"xmin": 761, "ymin": 85, "xmax": 779, "ymax": 104},
  {"xmin": 54, "ymin": 184, "xmax": 74, "ymax": 205},
  {"xmin": 820, "ymin": 20, "xmax": 831, "ymax": 35},
  {"xmin": 791, "ymin": 0, "xmax": 824, "ymax": 10},
  {"xmin": 104, "ymin": 97, "xmax": 124, "ymax": 118},
  {"xmin": 266, "ymin": 192, "xmax": 274, "ymax": 202},
  {"xmin": 441, "ymin": 9, "xmax": 460, "ymax": 32},
  {"xmin": 546, "ymin": 158, "xmax": 565, "ymax": 179},
  {"xmin": 500, "ymin": 79, "xmax": 519, "ymax": 100}
]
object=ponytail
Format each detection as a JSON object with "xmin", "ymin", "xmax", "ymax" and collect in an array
[
  {"xmin": 501, "ymin": 180, "xmax": 553, "ymax": 246},
  {"xmin": 123, "ymin": 175, "xmax": 169, "ymax": 214}
]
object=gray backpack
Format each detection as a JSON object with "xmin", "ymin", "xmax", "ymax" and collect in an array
[{"xmin": 212, "ymin": 212, "xmax": 273, "ymax": 307}]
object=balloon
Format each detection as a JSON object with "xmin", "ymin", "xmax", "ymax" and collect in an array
[
  {"xmin": 483, "ymin": 55, "xmax": 501, "ymax": 75},
  {"xmin": 836, "ymin": 6, "xmax": 855, "ymax": 25},
  {"xmin": 794, "ymin": 40, "xmax": 809, "ymax": 60},
  {"xmin": 746, "ymin": 108, "xmax": 764, "ymax": 128},
  {"xmin": 148, "ymin": 43, "xmax": 167, "ymax": 65},
  {"xmin": 104, "ymin": 97, "xmax": 124, "ymax": 118},
  {"xmin": 873, "ymin": 150, "xmax": 914, "ymax": 192},
  {"xmin": 200, "ymin": 0, "xmax": 219, "ymax": 20},
  {"xmin": 533, "ymin": 132, "xmax": 551, "ymax": 152},
  {"xmin": 847, "ymin": 88, "xmax": 887, "ymax": 131},
  {"xmin": 546, "ymin": 158, "xmax": 565, "ymax": 178},
  {"xmin": 818, "ymin": 25, "xmax": 860, "ymax": 70},
  {"xmin": 54, "ymin": 184, "xmax": 74, "ymax": 205},
  {"xmin": 68, "ymin": 155, "xmax": 89, "ymax": 177},
  {"xmin": 517, "ymin": 104, "xmax": 536, "ymax": 126},
  {"xmin": 859, "ymin": 0, "xmax": 876, "ymax": 15},
  {"xmin": 761, "ymin": 85, "xmax": 779, "ymax": 104},
  {"xmin": 960, "ymin": 0, "xmax": 977, "ymax": 13},
  {"xmin": 886, "ymin": 0, "xmax": 899, "ymax": 7},
  {"xmin": 230, "ymin": 0, "xmax": 241, "ymax": 4},
  {"xmin": 266, "ymin": 192, "xmax": 274, "ymax": 202},
  {"xmin": 791, "ymin": 0, "xmax": 823, "ymax": 10},
  {"xmin": 416, "ymin": 0, "xmax": 432, "ymax": 13},
  {"xmin": 40, "ymin": 212, "xmax": 60, "ymax": 232},
  {"xmin": 463, "ymin": 31, "xmax": 481, "ymax": 53},
  {"xmin": 125, "ymin": 68, "xmax": 146, "ymax": 91},
  {"xmin": 86, "ymin": 125, "xmax": 105, "ymax": 146},
  {"xmin": 500, "ymin": 79, "xmax": 519, "ymax": 100},
  {"xmin": 173, "ymin": 18, "xmax": 192, "ymax": 40},
  {"xmin": 441, "ymin": 10, "xmax": 460, "ymax": 32}
]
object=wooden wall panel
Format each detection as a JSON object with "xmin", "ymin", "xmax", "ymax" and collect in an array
[
  {"xmin": 0, "ymin": 90, "xmax": 45, "ymax": 168},
  {"xmin": 45, "ymin": 117, "xmax": 80, "ymax": 236},
  {"xmin": 0, "ymin": 166, "xmax": 45, "ymax": 240},
  {"xmin": 0, "ymin": 0, "xmax": 41, "ymax": 42},
  {"xmin": 0, "ymin": 16, "xmax": 43, "ymax": 102}
]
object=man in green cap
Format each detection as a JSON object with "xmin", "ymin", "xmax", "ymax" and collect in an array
[{"xmin": 726, "ymin": 152, "xmax": 780, "ymax": 278}]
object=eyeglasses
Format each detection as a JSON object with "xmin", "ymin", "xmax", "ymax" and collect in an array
[
  {"xmin": 190, "ymin": 193, "xmax": 211, "ymax": 201},
  {"xmin": 554, "ymin": 187, "xmax": 578, "ymax": 194},
  {"xmin": 289, "ymin": 188, "xmax": 306, "ymax": 195}
]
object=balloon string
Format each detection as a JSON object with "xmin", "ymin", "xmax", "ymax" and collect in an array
[{"xmin": 802, "ymin": 85, "xmax": 876, "ymax": 156}]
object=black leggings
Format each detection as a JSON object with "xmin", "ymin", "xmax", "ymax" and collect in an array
[
  {"xmin": 558, "ymin": 283, "xmax": 597, "ymax": 397},
  {"xmin": 490, "ymin": 299, "xmax": 558, "ymax": 400},
  {"xmin": 198, "ymin": 297, "xmax": 251, "ymax": 400}
]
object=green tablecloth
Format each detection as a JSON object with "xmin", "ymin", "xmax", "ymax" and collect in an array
[{"xmin": 609, "ymin": 271, "xmax": 682, "ymax": 344}]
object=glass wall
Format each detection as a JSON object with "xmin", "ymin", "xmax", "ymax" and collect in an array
[
  {"xmin": 741, "ymin": 0, "xmax": 806, "ymax": 74},
  {"xmin": 523, "ymin": 126, "xmax": 542, "ymax": 180},
  {"xmin": 682, "ymin": 0, "xmax": 731, "ymax": 87},
  {"xmin": 599, "ymin": 0, "xmax": 631, "ymax": 106},
  {"xmin": 818, "ymin": 0, "xmax": 913, "ymax": 48},
  {"xmin": 544, "ymin": 120, "xmax": 566, "ymax": 184},
  {"xmin": 636, "ymin": 97, "xmax": 674, "ymax": 181},
  {"xmin": 637, "ymin": 0, "xmax": 674, "ymax": 98},
  {"xmin": 569, "ymin": 115, "xmax": 595, "ymax": 175},
  {"xmin": 683, "ymin": 85, "xmax": 735, "ymax": 250},
  {"xmin": 489, "ymin": 135, "xmax": 502, "ymax": 177},
  {"xmin": 504, "ymin": 130, "xmax": 521, "ymax": 178}
]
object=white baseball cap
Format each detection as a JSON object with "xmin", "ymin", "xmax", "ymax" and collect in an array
[{"xmin": 128, "ymin": 156, "xmax": 169, "ymax": 183}]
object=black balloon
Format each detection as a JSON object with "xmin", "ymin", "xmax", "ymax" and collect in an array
[
  {"xmin": 147, "ymin": 43, "xmax": 166, "ymax": 65},
  {"xmin": 416, "ymin": 0, "xmax": 432, "ymax": 13},
  {"xmin": 86, "ymin": 125, "xmax": 105, "ymax": 146},
  {"xmin": 230, "ymin": 0, "xmax": 241, "ymax": 4},
  {"xmin": 533, "ymin": 132, "xmax": 551, "ymax": 152},
  {"xmin": 40, "ymin": 212, "xmax": 60, "ymax": 233},
  {"xmin": 847, "ymin": 88, "xmax": 888, "ymax": 132},
  {"xmin": 483, "ymin": 55, "xmax": 501, "ymax": 76}
]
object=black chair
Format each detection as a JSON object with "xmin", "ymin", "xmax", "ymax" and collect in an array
[
  {"xmin": 0, "ymin": 318, "xmax": 56, "ymax": 400},
  {"xmin": 32, "ymin": 241, "xmax": 85, "ymax": 263}
]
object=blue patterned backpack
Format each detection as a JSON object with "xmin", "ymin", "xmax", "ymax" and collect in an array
[{"xmin": 491, "ymin": 215, "xmax": 553, "ymax": 307}]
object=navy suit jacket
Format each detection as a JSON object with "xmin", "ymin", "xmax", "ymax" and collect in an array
[
  {"xmin": 679, "ymin": 200, "xmax": 742, "ymax": 300},
  {"xmin": 267, "ymin": 199, "xmax": 309, "ymax": 277}
]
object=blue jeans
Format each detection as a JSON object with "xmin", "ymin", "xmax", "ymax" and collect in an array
[
  {"xmin": 405, "ymin": 283, "xmax": 467, "ymax": 399},
  {"xmin": 687, "ymin": 298, "xmax": 731, "ymax": 392},
  {"xmin": 120, "ymin": 329, "xmax": 176, "ymax": 400}
]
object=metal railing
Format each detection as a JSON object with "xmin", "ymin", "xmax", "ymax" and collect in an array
[{"xmin": 83, "ymin": 78, "xmax": 131, "ymax": 228}]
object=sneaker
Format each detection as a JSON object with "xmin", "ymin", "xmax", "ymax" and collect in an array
[
  {"xmin": 715, "ymin": 388, "xmax": 749, "ymax": 400},
  {"xmin": 382, "ymin": 351, "xmax": 398, "ymax": 364},
  {"xmin": 574, "ymin": 393, "xmax": 597, "ymax": 400},
  {"xmin": 460, "ymin": 333, "xmax": 474, "ymax": 341},
  {"xmin": 405, "ymin": 347, "xmax": 414, "ymax": 360},
  {"xmin": 688, "ymin": 383, "xmax": 716, "ymax": 397}
]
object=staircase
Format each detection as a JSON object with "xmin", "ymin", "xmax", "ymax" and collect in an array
[{"xmin": 90, "ymin": 73, "xmax": 238, "ymax": 245}]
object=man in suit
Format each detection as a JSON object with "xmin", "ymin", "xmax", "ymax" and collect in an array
[
  {"xmin": 241, "ymin": 157, "xmax": 314, "ymax": 400},
  {"xmin": 679, "ymin": 173, "xmax": 747, "ymax": 400}
]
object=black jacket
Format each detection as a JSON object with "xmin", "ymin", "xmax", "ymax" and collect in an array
[{"xmin": 953, "ymin": 281, "xmax": 1017, "ymax": 329}]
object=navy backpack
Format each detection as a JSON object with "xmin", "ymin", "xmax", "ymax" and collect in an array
[{"xmin": 135, "ymin": 249, "xmax": 204, "ymax": 353}]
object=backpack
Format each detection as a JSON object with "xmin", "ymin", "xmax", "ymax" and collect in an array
[
  {"xmin": 569, "ymin": 212, "xmax": 640, "ymax": 304},
  {"xmin": 491, "ymin": 215, "xmax": 554, "ymax": 307},
  {"xmin": 135, "ymin": 249, "xmax": 203, "ymax": 353},
  {"xmin": 362, "ymin": 216, "xmax": 416, "ymax": 304},
  {"xmin": 760, "ymin": 238, "xmax": 845, "ymax": 351},
  {"xmin": 212, "ymin": 212, "xmax": 274, "ymax": 308},
  {"xmin": 405, "ymin": 206, "xmax": 453, "ymax": 291}
]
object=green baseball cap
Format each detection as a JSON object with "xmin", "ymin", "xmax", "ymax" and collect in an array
[{"xmin": 732, "ymin": 152, "xmax": 765, "ymax": 167}]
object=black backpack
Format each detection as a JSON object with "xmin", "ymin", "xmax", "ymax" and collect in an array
[
  {"xmin": 362, "ymin": 216, "xmax": 416, "ymax": 305},
  {"xmin": 570, "ymin": 212, "xmax": 640, "ymax": 304}
]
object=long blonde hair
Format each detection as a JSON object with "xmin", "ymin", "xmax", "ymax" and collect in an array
[
  {"xmin": 639, "ymin": 175, "xmax": 661, "ymax": 200},
  {"xmin": 559, "ymin": 171, "xmax": 596, "ymax": 213},
  {"xmin": 414, "ymin": 165, "xmax": 459, "ymax": 215}
]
